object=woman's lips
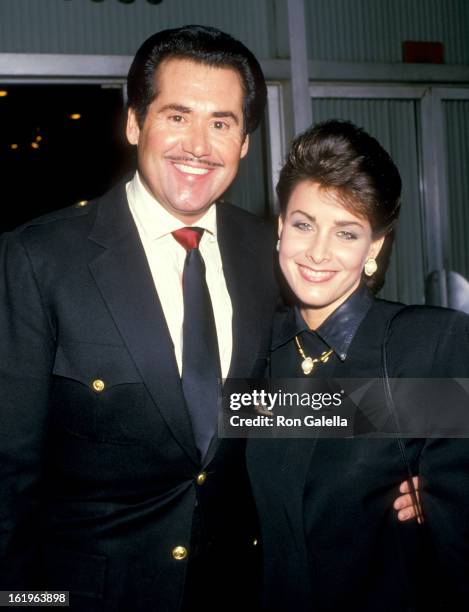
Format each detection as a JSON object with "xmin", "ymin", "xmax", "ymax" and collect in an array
[{"xmin": 297, "ymin": 264, "xmax": 337, "ymax": 283}]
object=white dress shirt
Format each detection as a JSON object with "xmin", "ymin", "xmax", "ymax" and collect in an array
[{"xmin": 126, "ymin": 172, "xmax": 233, "ymax": 378}]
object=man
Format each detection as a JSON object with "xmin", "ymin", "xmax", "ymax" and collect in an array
[
  {"xmin": 0, "ymin": 25, "xmax": 417, "ymax": 612},
  {"xmin": 0, "ymin": 25, "xmax": 277, "ymax": 611}
]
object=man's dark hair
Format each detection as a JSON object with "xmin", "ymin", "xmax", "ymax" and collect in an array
[
  {"xmin": 127, "ymin": 24, "xmax": 267, "ymax": 134},
  {"xmin": 276, "ymin": 119, "xmax": 402, "ymax": 293}
]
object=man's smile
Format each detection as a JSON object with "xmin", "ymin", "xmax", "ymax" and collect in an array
[{"xmin": 173, "ymin": 162, "xmax": 211, "ymax": 176}]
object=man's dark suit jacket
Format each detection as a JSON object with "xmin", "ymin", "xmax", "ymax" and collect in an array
[{"xmin": 0, "ymin": 183, "xmax": 278, "ymax": 611}]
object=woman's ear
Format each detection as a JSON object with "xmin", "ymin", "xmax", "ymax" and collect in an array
[
  {"xmin": 369, "ymin": 235, "xmax": 385, "ymax": 260},
  {"xmin": 278, "ymin": 216, "xmax": 283, "ymax": 238}
]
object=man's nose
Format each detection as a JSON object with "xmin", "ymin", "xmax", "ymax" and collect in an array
[{"xmin": 183, "ymin": 122, "xmax": 212, "ymax": 158}]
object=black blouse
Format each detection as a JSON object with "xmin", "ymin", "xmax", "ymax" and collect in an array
[
  {"xmin": 270, "ymin": 284, "xmax": 377, "ymax": 377},
  {"xmin": 247, "ymin": 288, "xmax": 469, "ymax": 612}
]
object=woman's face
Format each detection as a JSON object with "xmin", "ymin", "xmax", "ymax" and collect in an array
[{"xmin": 278, "ymin": 181, "xmax": 384, "ymax": 329}]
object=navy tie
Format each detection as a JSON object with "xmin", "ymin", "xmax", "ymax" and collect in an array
[{"xmin": 172, "ymin": 227, "xmax": 221, "ymax": 459}]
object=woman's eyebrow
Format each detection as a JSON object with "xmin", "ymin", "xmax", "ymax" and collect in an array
[
  {"xmin": 289, "ymin": 210, "xmax": 364, "ymax": 229},
  {"xmin": 289, "ymin": 209, "xmax": 315, "ymax": 222},
  {"xmin": 333, "ymin": 220, "xmax": 364, "ymax": 228}
]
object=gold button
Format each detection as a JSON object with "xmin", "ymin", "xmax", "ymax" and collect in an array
[
  {"xmin": 172, "ymin": 546, "xmax": 188, "ymax": 561},
  {"xmin": 75, "ymin": 200, "xmax": 89, "ymax": 208},
  {"xmin": 196, "ymin": 472, "xmax": 207, "ymax": 486},
  {"xmin": 92, "ymin": 379, "xmax": 105, "ymax": 392}
]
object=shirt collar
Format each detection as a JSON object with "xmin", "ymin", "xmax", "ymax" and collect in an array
[
  {"xmin": 126, "ymin": 171, "xmax": 218, "ymax": 241},
  {"xmin": 272, "ymin": 284, "xmax": 373, "ymax": 360}
]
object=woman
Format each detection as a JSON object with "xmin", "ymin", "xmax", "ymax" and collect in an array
[{"xmin": 247, "ymin": 120, "xmax": 469, "ymax": 612}]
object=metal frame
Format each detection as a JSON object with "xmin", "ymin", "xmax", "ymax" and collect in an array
[
  {"xmin": 419, "ymin": 87, "xmax": 469, "ymax": 304},
  {"xmin": 266, "ymin": 83, "xmax": 287, "ymax": 213},
  {"xmin": 420, "ymin": 88, "xmax": 449, "ymax": 287},
  {"xmin": 306, "ymin": 61, "xmax": 469, "ymax": 84},
  {"xmin": 286, "ymin": 0, "xmax": 312, "ymax": 135},
  {"xmin": 422, "ymin": 86, "xmax": 469, "ymax": 304},
  {"xmin": 308, "ymin": 84, "xmax": 426, "ymax": 99},
  {"xmin": 2, "ymin": 53, "xmax": 468, "ymax": 85},
  {"xmin": 0, "ymin": 53, "xmax": 130, "ymax": 83}
]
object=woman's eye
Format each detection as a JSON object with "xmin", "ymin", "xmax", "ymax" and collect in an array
[
  {"xmin": 293, "ymin": 222, "xmax": 312, "ymax": 231},
  {"xmin": 337, "ymin": 230, "xmax": 357, "ymax": 240}
]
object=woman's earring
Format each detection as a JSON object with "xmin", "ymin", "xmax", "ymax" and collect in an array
[
  {"xmin": 364, "ymin": 258, "xmax": 378, "ymax": 277},
  {"xmin": 276, "ymin": 239, "xmax": 280, "ymax": 252}
]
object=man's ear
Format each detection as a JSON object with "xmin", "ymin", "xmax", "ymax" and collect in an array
[
  {"xmin": 240, "ymin": 134, "xmax": 250, "ymax": 159},
  {"xmin": 126, "ymin": 108, "xmax": 140, "ymax": 146}
]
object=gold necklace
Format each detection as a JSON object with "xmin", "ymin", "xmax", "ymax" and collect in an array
[{"xmin": 294, "ymin": 335, "xmax": 334, "ymax": 375}]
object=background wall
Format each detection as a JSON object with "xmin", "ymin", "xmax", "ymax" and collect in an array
[
  {"xmin": 304, "ymin": 0, "xmax": 469, "ymax": 64},
  {"xmin": 0, "ymin": 0, "xmax": 279, "ymax": 58},
  {"xmin": 1, "ymin": 0, "xmax": 468, "ymax": 65}
]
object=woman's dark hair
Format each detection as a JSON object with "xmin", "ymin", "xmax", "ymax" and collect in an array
[
  {"xmin": 276, "ymin": 119, "xmax": 402, "ymax": 293},
  {"xmin": 127, "ymin": 25, "xmax": 266, "ymax": 135}
]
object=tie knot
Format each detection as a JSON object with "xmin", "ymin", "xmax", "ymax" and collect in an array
[{"xmin": 172, "ymin": 227, "xmax": 204, "ymax": 251}]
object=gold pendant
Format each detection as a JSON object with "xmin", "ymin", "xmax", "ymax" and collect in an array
[
  {"xmin": 295, "ymin": 335, "xmax": 334, "ymax": 376},
  {"xmin": 301, "ymin": 357, "xmax": 314, "ymax": 375}
]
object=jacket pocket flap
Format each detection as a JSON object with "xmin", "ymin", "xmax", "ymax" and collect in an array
[{"xmin": 53, "ymin": 341, "xmax": 142, "ymax": 388}]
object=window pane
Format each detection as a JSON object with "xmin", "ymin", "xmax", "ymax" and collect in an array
[{"xmin": 311, "ymin": 98, "xmax": 425, "ymax": 304}]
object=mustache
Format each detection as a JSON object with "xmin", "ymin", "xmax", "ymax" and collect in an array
[{"xmin": 164, "ymin": 155, "xmax": 223, "ymax": 169}]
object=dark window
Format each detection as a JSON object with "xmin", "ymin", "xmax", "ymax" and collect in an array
[{"xmin": 0, "ymin": 84, "xmax": 133, "ymax": 233}]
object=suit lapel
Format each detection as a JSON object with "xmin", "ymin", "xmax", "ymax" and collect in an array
[
  {"xmin": 88, "ymin": 185, "xmax": 199, "ymax": 465},
  {"xmin": 217, "ymin": 205, "xmax": 268, "ymax": 379}
]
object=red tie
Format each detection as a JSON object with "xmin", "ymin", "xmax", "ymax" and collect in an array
[
  {"xmin": 172, "ymin": 227, "xmax": 221, "ymax": 459},
  {"xmin": 172, "ymin": 227, "xmax": 203, "ymax": 252}
]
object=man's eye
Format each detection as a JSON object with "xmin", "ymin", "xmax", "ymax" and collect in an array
[
  {"xmin": 170, "ymin": 115, "xmax": 184, "ymax": 123},
  {"xmin": 213, "ymin": 120, "xmax": 228, "ymax": 130},
  {"xmin": 337, "ymin": 230, "xmax": 357, "ymax": 240}
]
